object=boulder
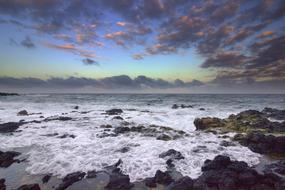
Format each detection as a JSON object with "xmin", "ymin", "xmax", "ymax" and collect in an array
[
  {"xmin": 144, "ymin": 177, "xmax": 156, "ymax": 188},
  {"xmin": 105, "ymin": 174, "xmax": 133, "ymax": 190},
  {"xmin": 42, "ymin": 175, "xmax": 51, "ymax": 183},
  {"xmin": 194, "ymin": 117, "xmax": 225, "ymax": 130},
  {"xmin": 55, "ymin": 172, "xmax": 85, "ymax": 190},
  {"xmin": 114, "ymin": 127, "xmax": 130, "ymax": 134},
  {"xmin": 194, "ymin": 109, "xmax": 285, "ymax": 133},
  {"xmin": 0, "ymin": 179, "xmax": 5, "ymax": 190},
  {"xmin": 117, "ymin": 147, "xmax": 130, "ymax": 153},
  {"xmin": 112, "ymin": 116, "xmax": 124, "ymax": 120},
  {"xmin": 159, "ymin": 149, "xmax": 184, "ymax": 160},
  {"xmin": 145, "ymin": 170, "xmax": 173, "ymax": 187},
  {"xmin": 106, "ymin": 109, "xmax": 123, "ymax": 115},
  {"xmin": 58, "ymin": 134, "xmax": 76, "ymax": 139},
  {"xmin": 0, "ymin": 122, "xmax": 24, "ymax": 133},
  {"xmin": 17, "ymin": 110, "xmax": 28, "ymax": 116},
  {"xmin": 154, "ymin": 170, "xmax": 173, "ymax": 185},
  {"xmin": 156, "ymin": 134, "xmax": 172, "ymax": 141},
  {"xmin": 0, "ymin": 151, "xmax": 21, "ymax": 167},
  {"xmin": 262, "ymin": 107, "xmax": 285, "ymax": 120},
  {"xmin": 194, "ymin": 155, "xmax": 284, "ymax": 190},
  {"xmin": 234, "ymin": 131, "xmax": 285, "ymax": 155},
  {"xmin": 172, "ymin": 104, "xmax": 179, "ymax": 109}
]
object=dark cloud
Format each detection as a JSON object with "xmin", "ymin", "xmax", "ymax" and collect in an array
[
  {"xmin": 21, "ymin": 36, "xmax": 35, "ymax": 49},
  {"xmin": 201, "ymin": 51, "xmax": 248, "ymax": 68},
  {"xmin": 82, "ymin": 58, "xmax": 99, "ymax": 66},
  {"xmin": 249, "ymin": 34, "xmax": 285, "ymax": 68}
]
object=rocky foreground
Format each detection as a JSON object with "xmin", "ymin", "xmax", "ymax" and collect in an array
[
  {"xmin": 0, "ymin": 107, "xmax": 285, "ymax": 190},
  {"xmin": 194, "ymin": 108, "xmax": 285, "ymax": 157}
]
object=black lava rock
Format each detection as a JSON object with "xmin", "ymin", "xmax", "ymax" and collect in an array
[
  {"xmin": 42, "ymin": 175, "xmax": 51, "ymax": 183},
  {"xmin": 105, "ymin": 174, "xmax": 133, "ymax": 190},
  {"xmin": 166, "ymin": 176, "xmax": 194, "ymax": 190},
  {"xmin": 0, "ymin": 122, "xmax": 24, "ymax": 133},
  {"xmin": 0, "ymin": 179, "xmax": 6, "ymax": 190},
  {"xmin": 159, "ymin": 149, "xmax": 184, "ymax": 160},
  {"xmin": 0, "ymin": 151, "xmax": 21, "ymax": 167},
  {"xmin": 17, "ymin": 184, "xmax": 41, "ymax": 190},
  {"xmin": 55, "ymin": 172, "xmax": 85, "ymax": 190},
  {"xmin": 106, "ymin": 109, "xmax": 123, "ymax": 115},
  {"xmin": 17, "ymin": 110, "xmax": 28, "ymax": 116}
]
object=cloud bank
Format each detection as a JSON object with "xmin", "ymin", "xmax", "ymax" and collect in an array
[{"xmin": 0, "ymin": 75, "xmax": 284, "ymax": 94}]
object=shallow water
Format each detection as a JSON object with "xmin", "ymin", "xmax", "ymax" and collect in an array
[{"xmin": 0, "ymin": 94, "xmax": 284, "ymax": 184}]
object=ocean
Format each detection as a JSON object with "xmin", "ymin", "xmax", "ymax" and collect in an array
[{"xmin": 0, "ymin": 94, "xmax": 284, "ymax": 183}]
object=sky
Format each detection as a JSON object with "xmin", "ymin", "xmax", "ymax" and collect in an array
[{"xmin": 0, "ymin": 0, "xmax": 285, "ymax": 93}]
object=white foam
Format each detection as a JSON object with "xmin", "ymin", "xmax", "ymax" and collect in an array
[{"xmin": 1, "ymin": 94, "xmax": 282, "ymax": 181}]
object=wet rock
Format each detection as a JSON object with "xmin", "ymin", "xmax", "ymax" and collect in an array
[
  {"xmin": 106, "ymin": 109, "xmax": 123, "ymax": 115},
  {"xmin": 192, "ymin": 145, "xmax": 208, "ymax": 153},
  {"xmin": 165, "ymin": 176, "xmax": 194, "ymax": 190},
  {"xmin": 114, "ymin": 159, "xmax": 123, "ymax": 168},
  {"xmin": 42, "ymin": 174, "xmax": 51, "ymax": 183},
  {"xmin": 195, "ymin": 109, "xmax": 285, "ymax": 133},
  {"xmin": 100, "ymin": 124, "xmax": 112, "ymax": 129},
  {"xmin": 58, "ymin": 134, "xmax": 76, "ymax": 139},
  {"xmin": 202, "ymin": 155, "xmax": 231, "ymax": 171},
  {"xmin": 44, "ymin": 116, "xmax": 72, "ymax": 122},
  {"xmin": 159, "ymin": 149, "xmax": 184, "ymax": 160},
  {"xmin": 194, "ymin": 117, "xmax": 225, "ymax": 130},
  {"xmin": 55, "ymin": 172, "xmax": 85, "ymax": 190},
  {"xmin": 114, "ymin": 127, "xmax": 130, "ymax": 134},
  {"xmin": 0, "ymin": 122, "xmax": 24, "ymax": 133},
  {"xmin": 156, "ymin": 134, "xmax": 172, "ymax": 141},
  {"xmin": 112, "ymin": 116, "xmax": 124, "ymax": 120},
  {"xmin": 265, "ymin": 161, "xmax": 285, "ymax": 175},
  {"xmin": 0, "ymin": 151, "xmax": 20, "ymax": 167},
  {"xmin": 172, "ymin": 104, "xmax": 193, "ymax": 109},
  {"xmin": 105, "ymin": 173, "xmax": 133, "ymax": 190},
  {"xmin": 194, "ymin": 155, "xmax": 284, "ymax": 190},
  {"xmin": 234, "ymin": 131, "xmax": 285, "ymax": 155},
  {"xmin": 144, "ymin": 177, "xmax": 156, "ymax": 188},
  {"xmin": 220, "ymin": 140, "xmax": 235, "ymax": 147},
  {"xmin": 181, "ymin": 104, "xmax": 193, "ymax": 108},
  {"xmin": 166, "ymin": 159, "xmax": 175, "ymax": 168},
  {"xmin": 17, "ymin": 184, "xmax": 41, "ymax": 190},
  {"xmin": 0, "ymin": 179, "xmax": 6, "ymax": 190},
  {"xmin": 262, "ymin": 107, "xmax": 285, "ymax": 120},
  {"xmin": 172, "ymin": 104, "xmax": 179, "ymax": 109},
  {"xmin": 74, "ymin": 106, "xmax": 79, "ymax": 110},
  {"xmin": 0, "ymin": 92, "xmax": 19, "ymax": 96},
  {"xmin": 43, "ymin": 133, "xmax": 59, "ymax": 137},
  {"xmin": 145, "ymin": 170, "xmax": 173, "ymax": 187},
  {"xmin": 117, "ymin": 147, "xmax": 130, "ymax": 153},
  {"xmin": 86, "ymin": 170, "xmax": 97, "ymax": 178},
  {"xmin": 17, "ymin": 110, "xmax": 28, "ymax": 116},
  {"xmin": 199, "ymin": 108, "xmax": 205, "ymax": 111},
  {"xmin": 154, "ymin": 170, "xmax": 173, "ymax": 185}
]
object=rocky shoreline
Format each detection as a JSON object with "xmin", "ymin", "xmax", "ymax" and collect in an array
[{"xmin": 0, "ymin": 107, "xmax": 285, "ymax": 189}]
